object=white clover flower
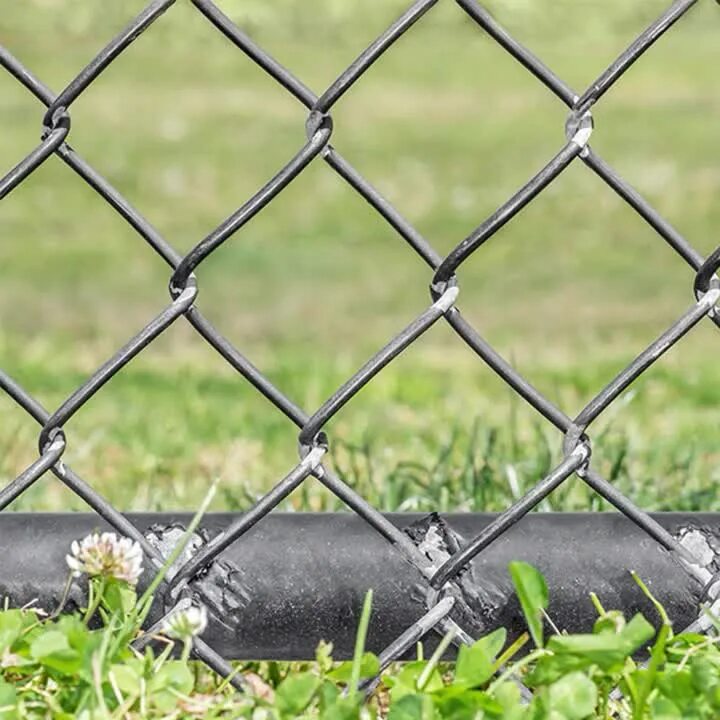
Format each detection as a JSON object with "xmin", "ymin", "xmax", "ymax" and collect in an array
[
  {"xmin": 162, "ymin": 603, "xmax": 208, "ymax": 641},
  {"xmin": 66, "ymin": 532, "xmax": 143, "ymax": 586}
]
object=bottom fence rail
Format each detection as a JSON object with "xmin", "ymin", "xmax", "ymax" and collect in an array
[{"xmin": 1, "ymin": 511, "xmax": 717, "ymax": 660}]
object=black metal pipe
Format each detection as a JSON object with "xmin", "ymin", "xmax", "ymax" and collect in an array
[{"xmin": 0, "ymin": 512, "xmax": 715, "ymax": 660}]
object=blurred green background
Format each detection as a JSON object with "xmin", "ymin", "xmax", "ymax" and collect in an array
[{"xmin": 0, "ymin": 0, "xmax": 718, "ymax": 514}]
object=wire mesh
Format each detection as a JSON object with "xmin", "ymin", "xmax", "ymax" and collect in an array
[{"xmin": 1, "ymin": 0, "xmax": 719, "ymax": 692}]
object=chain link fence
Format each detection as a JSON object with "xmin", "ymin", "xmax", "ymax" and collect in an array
[{"xmin": 1, "ymin": 0, "xmax": 719, "ymax": 693}]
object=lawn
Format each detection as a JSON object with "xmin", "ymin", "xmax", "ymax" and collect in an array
[{"xmin": 0, "ymin": 0, "xmax": 719, "ymax": 515}]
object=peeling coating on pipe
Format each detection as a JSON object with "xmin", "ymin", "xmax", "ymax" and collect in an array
[
  {"xmin": 146, "ymin": 523, "xmax": 252, "ymax": 627},
  {"xmin": 404, "ymin": 513, "xmax": 510, "ymax": 641}
]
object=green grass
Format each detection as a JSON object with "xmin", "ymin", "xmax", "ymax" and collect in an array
[{"xmin": 0, "ymin": 0, "xmax": 719, "ymax": 513}]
